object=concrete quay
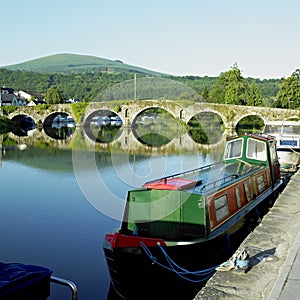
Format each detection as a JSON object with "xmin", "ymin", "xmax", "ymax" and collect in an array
[{"xmin": 194, "ymin": 171, "xmax": 300, "ymax": 300}]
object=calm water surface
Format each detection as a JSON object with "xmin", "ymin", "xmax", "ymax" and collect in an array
[{"xmin": 0, "ymin": 130, "xmax": 224, "ymax": 300}]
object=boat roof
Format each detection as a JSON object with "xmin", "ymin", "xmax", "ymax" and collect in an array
[
  {"xmin": 143, "ymin": 134, "xmax": 270, "ymax": 194},
  {"xmin": 264, "ymin": 120, "xmax": 300, "ymax": 126},
  {"xmin": 143, "ymin": 178, "xmax": 197, "ymax": 190},
  {"xmin": 142, "ymin": 161, "xmax": 263, "ymax": 194}
]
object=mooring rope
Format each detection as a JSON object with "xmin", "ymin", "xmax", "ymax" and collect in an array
[
  {"xmin": 140, "ymin": 242, "xmax": 249, "ymax": 282},
  {"xmin": 216, "ymin": 248, "xmax": 249, "ymax": 271},
  {"xmin": 140, "ymin": 242, "xmax": 217, "ymax": 282}
]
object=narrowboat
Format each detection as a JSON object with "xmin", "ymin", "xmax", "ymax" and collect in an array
[
  {"xmin": 103, "ymin": 134, "xmax": 283, "ymax": 299},
  {"xmin": 263, "ymin": 120, "xmax": 300, "ymax": 173}
]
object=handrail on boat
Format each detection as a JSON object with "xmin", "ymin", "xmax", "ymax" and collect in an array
[
  {"xmin": 200, "ymin": 174, "xmax": 239, "ymax": 192},
  {"xmin": 143, "ymin": 162, "xmax": 224, "ymax": 185},
  {"xmin": 50, "ymin": 276, "xmax": 78, "ymax": 300}
]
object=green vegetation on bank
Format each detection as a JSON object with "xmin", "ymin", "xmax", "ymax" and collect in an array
[
  {"xmin": 0, "ymin": 66, "xmax": 281, "ymax": 104},
  {"xmin": 0, "ymin": 54, "xmax": 299, "ymax": 109}
]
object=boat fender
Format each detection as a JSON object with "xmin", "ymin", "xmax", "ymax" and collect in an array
[
  {"xmin": 132, "ymin": 226, "xmax": 138, "ymax": 236},
  {"xmin": 216, "ymin": 248, "xmax": 249, "ymax": 271}
]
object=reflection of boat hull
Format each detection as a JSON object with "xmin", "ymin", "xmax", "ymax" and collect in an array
[{"xmin": 103, "ymin": 134, "xmax": 284, "ymax": 299}]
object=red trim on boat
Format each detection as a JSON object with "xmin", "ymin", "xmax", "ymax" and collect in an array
[
  {"xmin": 105, "ymin": 232, "xmax": 167, "ymax": 249},
  {"xmin": 143, "ymin": 178, "xmax": 196, "ymax": 190}
]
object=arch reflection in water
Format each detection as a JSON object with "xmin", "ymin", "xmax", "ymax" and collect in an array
[
  {"xmin": 84, "ymin": 110, "xmax": 123, "ymax": 143},
  {"xmin": 86, "ymin": 125, "xmax": 123, "ymax": 144},
  {"xmin": 44, "ymin": 125, "xmax": 76, "ymax": 140},
  {"xmin": 188, "ymin": 112, "xmax": 225, "ymax": 144},
  {"xmin": 132, "ymin": 108, "xmax": 182, "ymax": 147}
]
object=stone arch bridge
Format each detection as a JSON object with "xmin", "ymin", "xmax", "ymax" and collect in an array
[{"xmin": 5, "ymin": 100, "xmax": 300, "ymax": 130}]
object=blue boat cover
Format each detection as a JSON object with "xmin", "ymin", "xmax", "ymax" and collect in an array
[{"xmin": 0, "ymin": 262, "xmax": 53, "ymax": 298}]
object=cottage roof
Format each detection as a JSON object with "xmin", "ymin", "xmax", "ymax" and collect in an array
[
  {"xmin": 1, "ymin": 94, "xmax": 16, "ymax": 103},
  {"xmin": 1, "ymin": 87, "xmax": 14, "ymax": 94}
]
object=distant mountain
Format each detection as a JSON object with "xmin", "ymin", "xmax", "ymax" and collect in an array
[{"xmin": 1, "ymin": 53, "xmax": 165, "ymax": 76}]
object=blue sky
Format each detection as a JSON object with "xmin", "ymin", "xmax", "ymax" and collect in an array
[{"xmin": 2, "ymin": 0, "xmax": 299, "ymax": 79}]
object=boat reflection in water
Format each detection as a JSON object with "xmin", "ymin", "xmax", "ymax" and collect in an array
[
  {"xmin": 103, "ymin": 133, "xmax": 285, "ymax": 299},
  {"xmin": 52, "ymin": 114, "xmax": 76, "ymax": 129}
]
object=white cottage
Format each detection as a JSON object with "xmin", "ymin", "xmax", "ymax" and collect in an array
[{"xmin": 0, "ymin": 87, "xmax": 27, "ymax": 106}]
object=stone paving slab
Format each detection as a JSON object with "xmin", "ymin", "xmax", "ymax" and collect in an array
[{"xmin": 194, "ymin": 172, "xmax": 300, "ymax": 300}]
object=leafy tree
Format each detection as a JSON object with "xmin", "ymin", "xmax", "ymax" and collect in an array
[
  {"xmin": 255, "ymin": 79, "xmax": 279, "ymax": 97},
  {"xmin": 277, "ymin": 69, "xmax": 300, "ymax": 109},
  {"xmin": 45, "ymin": 86, "xmax": 65, "ymax": 104},
  {"xmin": 0, "ymin": 67, "xmax": 281, "ymax": 105},
  {"xmin": 201, "ymin": 86, "xmax": 209, "ymax": 101},
  {"xmin": 208, "ymin": 64, "xmax": 249, "ymax": 104},
  {"xmin": 247, "ymin": 80, "xmax": 262, "ymax": 106}
]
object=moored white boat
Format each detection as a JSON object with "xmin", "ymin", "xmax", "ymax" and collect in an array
[
  {"xmin": 263, "ymin": 120, "xmax": 300, "ymax": 172},
  {"xmin": 52, "ymin": 114, "xmax": 76, "ymax": 128}
]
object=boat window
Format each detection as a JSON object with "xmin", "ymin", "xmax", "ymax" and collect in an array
[
  {"xmin": 224, "ymin": 138, "xmax": 243, "ymax": 160},
  {"xmin": 246, "ymin": 138, "xmax": 266, "ymax": 161},
  {"xmin": 235, "ymin": 187, "xmax": 242, "ymax": 208},
  {"xmin": 214, "ymin": 194, "xmax": 229, "ymax": 221},
  {"xmin": 257, "ymin": 174, "xmax": 265, "ymax": 193},
  {"xmin": 264, "ymin": 125, "xmax": 282, "ymax": 134},
  {"xmin": 269, "ymin": 142, "xmax": 278, "ymax": 162},
  {"xmin": 244, "ymin": 182, "xmax": 251, "ymax": 202},
  {"xmin": 282, "ymin": 125, "xmax": 300, "ymax": 135}
]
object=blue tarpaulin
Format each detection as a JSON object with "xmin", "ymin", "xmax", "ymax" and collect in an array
[{"xmin": 0, "ymin": 262, "xmax": 53, "ymax": 299}]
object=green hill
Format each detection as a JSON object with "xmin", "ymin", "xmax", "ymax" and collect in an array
[{"xmin": 1, "ymin": 53, "xmax": 165, "ymax": 76}]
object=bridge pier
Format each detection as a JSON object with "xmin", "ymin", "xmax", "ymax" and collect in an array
[{"xmin": 225, "ymin": 127, "xmax": 237, "ymax": 136}]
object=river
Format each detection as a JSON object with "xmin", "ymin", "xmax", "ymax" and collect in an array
[{"xmin": 0, "ymin": 122, "xmax": 226, "ymax": 300}]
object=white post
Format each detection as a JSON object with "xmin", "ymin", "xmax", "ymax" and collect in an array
[{"xmin": 134, "ymin": 73, "xmax": 136, "ymax": 100}]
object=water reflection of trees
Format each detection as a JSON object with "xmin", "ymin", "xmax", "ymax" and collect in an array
[
  {"xmin": 132, "ymin": 108, "xmax": 185, "ymax": 147},
  {"xmin": 44, "ymin": 125, "xmax": 76, "ymax": 140},
  {"xmin": 188, "ymin": 112, "xmax": 225, "ymax": 144},
  {"xmin": 87, "ymin": 125, "xmax": 123, "ymax": 143}
]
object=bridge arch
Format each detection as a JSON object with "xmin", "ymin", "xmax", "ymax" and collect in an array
[
  {"xmin": 44, "ymin": 112, "xmax": 70, "ymax": 127},
  {"xmin": 9, "ymin": 114, "xmax": 36, "ymax": 136},
  {"xmin": 124, "ymin": 100, "xmax": 183, "ymax": 125},
  {"xmin": 234, "ymin": 112, "xmax": 267, "ymax": 128},
  {"xmin": 186, "ymin": 108, "xmax": 226, "ymax": 127},
  {"xmin": 7, "ymin": 104, "xmax": 74, "ymax": 127},
  {"xmin": 83, "ymin": 109, "xmax": 124, "ymax": 126},
  {"xmin": 131, "ymin": 106, "xmax": 176, "ymax": 125},
  {"xmin": 11, "ymin": 114, "xmax": 35, "ymax": 124}
]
